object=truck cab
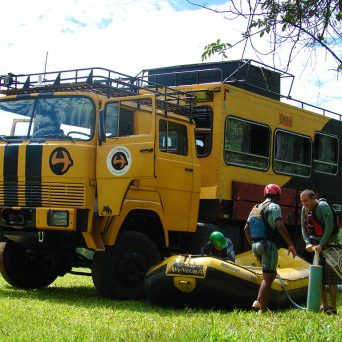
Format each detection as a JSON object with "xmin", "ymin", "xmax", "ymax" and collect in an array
[{"xmin": 0, "ymin": 68, "xmax": 200, "ymax": 299}]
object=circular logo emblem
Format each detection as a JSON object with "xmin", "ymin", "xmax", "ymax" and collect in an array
[
  {"xmin": 107, "ymin": 146, "xmax": 132, "ymax": 176},
  {"xmin": 49, "ymin": 147, "xmax": 74, "ymax": 175}
]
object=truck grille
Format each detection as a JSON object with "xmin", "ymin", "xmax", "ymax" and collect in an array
[{"xmin": 0, "ymin": 182, "xmax": 86, "ymax": 208}]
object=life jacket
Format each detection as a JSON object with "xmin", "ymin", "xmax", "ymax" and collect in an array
[
  {"xmin": 304, "ymin": 198, "xmax": 340, "ymax": 237},
  {"xmin": 249, "ymin": 201, "xmax": 274, "ymax": 241}
]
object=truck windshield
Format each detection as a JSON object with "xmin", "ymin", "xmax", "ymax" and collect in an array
[{"xmin": 0, "ymin": 96, "xmax": 95, "ymax": 140}]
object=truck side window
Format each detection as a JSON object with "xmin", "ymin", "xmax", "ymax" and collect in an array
[
  {"xmin": 104, "ymin": 101, "xmax": 147, "ymax": 137},
  {"xmin": 274, "ymin": 129, "xmax": 311, "ymax": 177},
  {"xmin": 104, "ymin": 103, "xmax": 119, "ymax": 137},
  {"xmin": 224, "ymin": 116, "xmax": 270, "ymax": 170},
  {"xmin": 159, "ymin": 119, "xmax": 188, "ymax": 156},
  {"xmin": 313, "ymin": 132, "xmax": 338, "ymax": 175}
]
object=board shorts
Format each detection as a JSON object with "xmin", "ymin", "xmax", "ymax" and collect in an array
[
  {"xmin": 252, "ymin": 240, "xmax": 278, "ymax": 273},
  {"xmin": 321, "ymin": 244, "xmax": 342, "ymax": 285},
  {"xmin": 310, "ymin": 239, "xmax": 341, "ymax": 284}
]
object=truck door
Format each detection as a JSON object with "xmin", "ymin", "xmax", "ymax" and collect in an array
[
  {"xmin": 96, "ymin": 95, "xmax": 155, "ymax": 216},
  {"xmin": 156, "ymin": 117, "xmax": 200, "ymax": 231}
]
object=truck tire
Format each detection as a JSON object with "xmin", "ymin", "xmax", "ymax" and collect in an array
[
  {"xmin": 92, "ymin": 230, "xmax": 161, "ymax": 299},
  {"xmin": 0, "ymin": 241, "xmax": 58, "ymax": 289}
]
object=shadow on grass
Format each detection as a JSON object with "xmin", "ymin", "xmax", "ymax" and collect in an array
[
  {"xmin": 0, "ymin": 275, "xmax": 309, "ymax": 314},
  {"xmin": 0, "ymin": 280, "xmax": 216, "ymax": 315}
]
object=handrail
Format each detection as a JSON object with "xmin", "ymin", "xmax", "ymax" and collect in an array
[
  {"xmin": 140, "ymin": 59, "xmax": 341, "ymax": 120},
  {"xmin": 281, "ymin": 95, "xmax": 341, "ymax": 121}
]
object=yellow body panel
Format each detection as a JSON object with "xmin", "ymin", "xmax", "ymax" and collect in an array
[{"xmin": 175, "ymin": 83, "xmax": 330, "ymax": 201}]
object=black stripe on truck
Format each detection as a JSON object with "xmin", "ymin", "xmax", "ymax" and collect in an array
[
  {"xmin": 25, "ymin": 144, "xmax": 43, "ymax": 207},
  {"xmin": 4, "ymin": 145, "xmax": 19, "ymax": 206}
]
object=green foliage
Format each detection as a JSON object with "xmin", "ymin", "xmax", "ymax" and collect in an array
[
  {"xmin": 195, "ymin": 0, "xmax": 342, "ymax": 72},
  {"xmin": 201, "ymin": 39, "xmax": 232, "ymax": 62},
  {"xmin": 1, "ymin": 273, "xmax": 342, "ymax": 341}
]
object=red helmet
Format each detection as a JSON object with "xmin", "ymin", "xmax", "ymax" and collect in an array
[{"xmin": 264, "ymin": 184, "xmax": 281, "ymax": 196}]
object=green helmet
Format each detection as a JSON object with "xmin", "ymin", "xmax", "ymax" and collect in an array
[{"xmin": 210, "ymin": 231, "xmax": 228, "ymax": 250}]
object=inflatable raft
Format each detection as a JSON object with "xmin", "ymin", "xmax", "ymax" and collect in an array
[{"xmin": 144, "ymin": 248, "xmax": 309, "ymax": 309}]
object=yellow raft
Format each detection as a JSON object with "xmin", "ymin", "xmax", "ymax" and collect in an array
[{"xmin": 144, "ymin": 248, "xmax": 309, "ymax": 309}]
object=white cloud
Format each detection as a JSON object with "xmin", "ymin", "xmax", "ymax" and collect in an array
[{"xmin": 0, "ymin": 0, "xmax": 340, "ymax": 115}]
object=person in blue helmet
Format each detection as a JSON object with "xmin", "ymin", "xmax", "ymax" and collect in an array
[
  {"xmin": 244, "ymin": 183, "xmax": 296, "ymax": 313},
  {"xmin": 201, "ymin": 231, "xmax": 235, "ymax": 262}
]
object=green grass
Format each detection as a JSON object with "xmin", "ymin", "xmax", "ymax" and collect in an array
[{"xmin": 0, "ymin": 273, "xmax": 341, "ymax": 341}]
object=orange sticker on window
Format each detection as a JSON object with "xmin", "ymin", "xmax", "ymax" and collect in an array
[{"xmin": 279, "ymin": 113, "xmax": 293, "ymax": 127}]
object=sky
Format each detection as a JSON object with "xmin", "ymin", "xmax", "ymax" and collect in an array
[{"xmin": 0, "ymin": 0, "xmax": 341, "ymax": 115}]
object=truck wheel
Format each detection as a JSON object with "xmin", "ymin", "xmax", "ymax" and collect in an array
[
  {"xmin": 0, "ymin": 241, "xmax": 58, "ymax": 289},
  {"xmin": 92, "ymin": 230, "xmax": 161, "ymax": 299}
]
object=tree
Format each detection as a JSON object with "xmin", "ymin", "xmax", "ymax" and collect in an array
[{"xmin": 188, "ymin": 0, "xmax": 342, "ymax": 73}]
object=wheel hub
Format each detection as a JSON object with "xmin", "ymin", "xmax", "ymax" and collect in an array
[{"xmin": 117, "ymin": 252, "xmax": 147, "ymax": 287}]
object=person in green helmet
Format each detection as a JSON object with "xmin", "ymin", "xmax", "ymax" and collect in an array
[{"xmin": 201, "ymin": 231, "xmax": 235, "ymax": 262}]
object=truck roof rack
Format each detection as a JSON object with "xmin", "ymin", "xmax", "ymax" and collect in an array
[
  {"xmin": 0, "ymin": 67, "xmax": 195, "ymax": 116},
  {"xmin": 139, "ymin": 59, "xmax": 288, "ymax": 101},
  {"xmin": 140, "ymin": 59, "xmax": 341, "ymax": 120}
]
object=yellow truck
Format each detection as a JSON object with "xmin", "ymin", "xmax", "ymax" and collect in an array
[
  {"xmin": 0, "ymin": 67, "xmax": 201, "ymax": 299},
  {"xmin": 0, "ymin": 60, "xmax": 341, "ymax": 299}
]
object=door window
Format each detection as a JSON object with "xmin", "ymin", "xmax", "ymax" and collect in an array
[
  {"xmin": 104, "ymin": 98, "xmax": 152, "ymax": 138},
  {"xmin": 159, "ymin": 120, "xmax": 188, "ymax": 156}
]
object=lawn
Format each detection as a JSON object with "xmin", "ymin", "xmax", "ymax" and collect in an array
[{"xmin": 0, "ymin": 272, "xmax": 341, "ymax": 341}]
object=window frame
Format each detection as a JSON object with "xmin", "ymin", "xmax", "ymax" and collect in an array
[
  {"xmin": 192, "ymin": 105, "xmax": 213, "ymax": 158},
  {"xmin": 273, "ymin": 128, "xmax": 312, "ymax": 178},
  {"xmin": 313, "ymin": 131, "xmax": 339, "ymax": 176},
  {"xmin": 158, "ymin": 119, "xmax": 188, "ymax": 156},
  {"xmin": 0, "ymin": 95, "xmax": 96, "ymax": 141},
  {"xmin": 103, "ymin": 98, "xmax": 153, "ymax": 138},
  {"xmin": 224, "ymin": 115, "xmax": 271, "ymax": 171}
]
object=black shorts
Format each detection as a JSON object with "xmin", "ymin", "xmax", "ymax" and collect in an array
[{"xmin": 321, "ymin": 253, "xmax": 341, "ymax": 285}]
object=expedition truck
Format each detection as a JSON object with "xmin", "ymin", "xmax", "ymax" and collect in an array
[{"xmin": 0, "ymin": 60, "xmax": 341, "ymax": 299}]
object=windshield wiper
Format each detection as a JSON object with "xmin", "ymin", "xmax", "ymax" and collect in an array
[
  {"xmin": 45, "ymin": 134, "xmax": 74, "ymax": 140},
  {"xmin": 30, "ymin": 134, "xmax": 75, "ymax": 142}
]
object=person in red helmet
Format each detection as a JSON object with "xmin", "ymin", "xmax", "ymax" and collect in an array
[{"xmin": 244, "ymin": 184, "xmax": 296, "ymax": 313}]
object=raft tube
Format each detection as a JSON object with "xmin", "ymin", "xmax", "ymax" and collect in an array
[{"xmin": 144, "ymin": 248, "xmax": 309, "ymax": 309}]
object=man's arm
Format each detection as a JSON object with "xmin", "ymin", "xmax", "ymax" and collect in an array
[
  {"xmin": 300, "ymin": 207, "xmax": 311, "ymax": 245},
  {"xmin": 300, "ymin": 207, "xmax": 315, "ymax": 252},
  {"xmin": 244, "ymin": 223, "xmax": 252, "ymax": 246}
]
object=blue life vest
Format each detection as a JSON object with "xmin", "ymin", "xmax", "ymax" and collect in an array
[{"xmin": 249, "ymin": 201, "xmax": 273, "ymax": 241}]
